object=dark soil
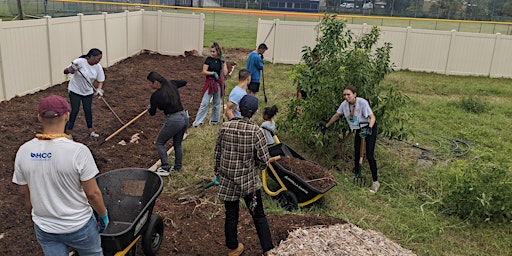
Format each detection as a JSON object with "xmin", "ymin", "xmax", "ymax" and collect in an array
[
  {"xmin": 0, "ymin": 49, "xmax": 344, "ymax": 255},
  {"xmin": 276, "ymin": 156, "xmax": 338, "ymax": 191}
]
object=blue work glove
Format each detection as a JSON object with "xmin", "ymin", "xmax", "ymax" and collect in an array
[
  {"xmin": 359, "ymin": 126, "xmax": 372, "ymax": 138},
  {"xmin": 214, "ymin": 175, "xmax": 220, "ymax": 185},
  {"xmin": 98, "ymin": 210, "xmax": 109, "ymax": 233},
  {"xmin": 220, "ymin": 56, "xmax": 225, "ymax": 63},
  {"xmin": 213, "ymin": 72, "xmax": 219, "ymax": 80}
]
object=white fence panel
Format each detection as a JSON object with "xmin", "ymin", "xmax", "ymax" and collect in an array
[
  {"xmin": 379, "ymin": 27, "xmax": 408, "ymax": 69},
  {"xmin": 403, "ymin": 29, "xmax": 452, "ymax": 73},
  {"xmin": 256, "ymin": 19, "xmax": 277, "ymax": 61},
  {"xmin": 141, "ymin": 11, "xmax": 159, "ymax": 52},
  {"xmin": 127, "ymin": 11, "xmax": 143, "ymax": 57},
  {"xmin": 447, "ymin": 33, "xmax": 496, "ymax": 76},
  {"xmin": 490, "ymin": 35, "xmax": 512, "ymax": 78},
  {"xmin": 1, "ymin": 19, "xmax": 51, "ymax": 99},
  {"xmin": 273, "ymin": 20, "xmax": 318, "ymax": 64},
  {"xmin": 47, "ymin": 16, "xmax": 83, "ymax": 87},
  {"xmin": 158, "ymin": 12, "xmax": 204, "ymax": 56},
  {"xmin": 105, "ymin": 12, "xmax": 129, "ymax": 66},
  {"xmin": 80, "ymin": 14, "xmax": 108, "ymax": 67}
]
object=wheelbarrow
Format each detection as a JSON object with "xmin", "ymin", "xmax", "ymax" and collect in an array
[
  {"xmin": 95, "ymin": 168, "xmax": 164, "ymax": 256},
  {"xmin": 262, "ymin": 136, "xmax": 337, "ymax": 211}
]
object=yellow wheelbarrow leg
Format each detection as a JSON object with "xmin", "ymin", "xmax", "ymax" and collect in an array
[{"xmin": 114, "ymin": 235, "xmax": 141, "ymax": 256}]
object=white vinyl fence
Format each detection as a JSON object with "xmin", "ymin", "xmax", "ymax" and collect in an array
[
  {"xmin": 2, "ymin": 14, "xmax": 510, "ymax": 102},
  {"xmin": 0, "ymin": 10, "xmax": 204, "ymax": 101},
  {"xmin": 256, "ymin": 19, "xmax": 512, "ymax": 79}
]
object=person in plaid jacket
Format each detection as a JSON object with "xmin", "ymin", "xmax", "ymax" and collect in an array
[{"xmin": 214, "ymin": 94, "xmax": 274, "ymax": 256}]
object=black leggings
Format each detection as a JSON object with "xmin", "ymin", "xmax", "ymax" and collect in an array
[
  {"xmin": 67, "ymin": 91, "xmax": 93, "ymax": 131},
  {"xmin": 354, "ymin": 123, "xmax": 378, "ymax": 182}
]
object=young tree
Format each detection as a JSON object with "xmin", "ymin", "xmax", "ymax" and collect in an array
[{"xmin": 282, "ymin": 15, "xmax": 409, "ymax": 148}]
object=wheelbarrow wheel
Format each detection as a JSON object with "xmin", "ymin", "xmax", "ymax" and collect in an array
[
  {"xmin": 142, "ymin": 214, "xmax": 164, "ymax": 256},
  {"xmin": 275, "ymin": 190, "xmax": 298, "ymax": 211}
]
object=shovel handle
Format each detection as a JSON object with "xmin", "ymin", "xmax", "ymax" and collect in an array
[{"xmin": 269, "ymin": 155, "xmax": 281, "ymax": 163}]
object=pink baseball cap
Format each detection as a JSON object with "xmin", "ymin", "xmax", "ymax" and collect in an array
[{"xmin": 38, "ymin": 95, "xmax": 70, "ymax": 118}]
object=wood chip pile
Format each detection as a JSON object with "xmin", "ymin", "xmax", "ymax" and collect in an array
[{"xmin": 267, "ymin": 223, "xmax": 416, "ymax": 256}]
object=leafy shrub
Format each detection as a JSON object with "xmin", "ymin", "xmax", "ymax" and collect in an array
[
  {"xmin": 441, "ymin": 162, "xmax": 512, "ymax": 224},
  {"xmin": 458, "ymin": 97, "xmax": 488, "ymax": 114},
  {"xmin": 281, "ymin": 15, "xmax": 410, "ymax": 148}
]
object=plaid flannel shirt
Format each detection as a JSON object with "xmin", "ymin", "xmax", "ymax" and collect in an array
[{"xmin": 214, "ymin": 117, "xmax": 270, "ymax": 201}]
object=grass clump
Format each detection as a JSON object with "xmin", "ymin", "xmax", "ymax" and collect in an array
[{"xmin": 457, "ymin": 96, "xmax": 489, "ymax": 114}]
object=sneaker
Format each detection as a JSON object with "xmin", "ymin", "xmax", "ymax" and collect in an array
[
  {"xmin": 89, "ymin": 132, "xmax": 99, "ymax": 137},
  {"xmin": 228, "ymin": 243, "xmax": 244, "ymax": 256},
  {"xmin": 192, "ymin": 122, "xmax": 202, "ymax": 128},
  {"xmin": 155, "ymin": 166, "xmax": 171, "ymax": 177},
  {"xmin": 370, "ymin": 181, "xmax": 380, "ymax": 193},
  {"xmin": 209, "ymin": 121, "xmax": 218, "ymax": 125}
]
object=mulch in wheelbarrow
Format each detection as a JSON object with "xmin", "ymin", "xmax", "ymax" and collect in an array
[{"xmin": 276, "ymin": 156, "xmax": 337, "ymax": 191}]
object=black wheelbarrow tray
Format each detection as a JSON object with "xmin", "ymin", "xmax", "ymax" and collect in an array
[
  {"xmin": 96, "ymin": 168, "xmax": 164, "ymax": 256},
  {"xmin": 262, "ymin": 142, "xmax": 337, "ymax": 210}
]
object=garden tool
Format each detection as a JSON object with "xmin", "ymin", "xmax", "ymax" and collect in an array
[
  {"xmin": 177, "ymin": 177, "xmax": 218, "ymax": 204},
  {"xmin": 353, "ymin": 135, "xmax": 367, "ymax": 187},
  {"xmin": 262, "ymin": 68, "xmax": 268, "ymax": 103},
  {"xmin": 74, "ymin": 64, "xmax": 125, "ymax": 125}
]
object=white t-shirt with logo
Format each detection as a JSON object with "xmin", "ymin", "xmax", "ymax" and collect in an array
[
  {"xmin": 68, "ymin": 57, "xmax": 105, "ymax": 96},
  {"xmin": 12, "ymin": 137, "xmax": 99, "ymax": 234},
  {"xmin": 336, "ymin": 97, "xmax": 373, "ymax": 130}
]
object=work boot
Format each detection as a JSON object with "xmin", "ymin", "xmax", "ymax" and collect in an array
[
  {"xmin": 228, "ymin": 243, "xmax": 244, "ymax": 256},
  {"xmin": 370, "ymin": 181, "xmax": 380, "ymax": 193}
]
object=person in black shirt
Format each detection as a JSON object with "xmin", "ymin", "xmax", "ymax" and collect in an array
[
  {"xmin": 147, "ymin": 71, "xmax": 189, "ymax": 176},
  {"xmin": 192, "ymin": 42, "xmax": 228, "ymax": 127}
]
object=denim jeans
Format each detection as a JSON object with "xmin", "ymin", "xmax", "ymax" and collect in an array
[
  {"xmin": 34, "ymin": 215, "xmax": 103, "ymax": 256},
  {"xmin": 68, "ymin": 91, "xmax": 94, "ymax": 130},
  {"xmin": 193, "ymin": 85, "xmax": 221, "ymax": 126},
  {"xmin": 224, "ymin": 190, "xmax": 274, "ymax": 253},
  {"xmin": 156, "ymin": 110, "xmax": 189, "ymax": 170}
]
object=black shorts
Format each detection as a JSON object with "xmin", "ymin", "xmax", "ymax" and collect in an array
[{"xmin": 248, "ymin": 82, "xmax": 260, "ymax": 93}]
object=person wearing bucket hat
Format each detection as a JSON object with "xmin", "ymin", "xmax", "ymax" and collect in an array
[
  {"xmin": 12, "ymin": 95, "xmax": 108, "ymax": 255},
  {"xmin": 214, "ymin": 94, "xmax": 274, "ymax": 256}
]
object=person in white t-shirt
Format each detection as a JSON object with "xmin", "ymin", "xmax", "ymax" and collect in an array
[
  {"xmin": 12, "ymin": 95, "xmax": 108, "ymax": 255},
  {"xmin": 321, "ymin": 85, "xmax": 380, "ymax": 193},
  {"xmin": 225, "ymin": 69, "xmax": 251, "ymax": 121},
  {"xmin": 64, "ymin": 48, "xmax": 105, "ymax": 138}
]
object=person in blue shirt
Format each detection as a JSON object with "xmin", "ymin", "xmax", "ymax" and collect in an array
[{"xmin": 246, "ymin": 43, "xmax": 268, "ymax": 95}]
